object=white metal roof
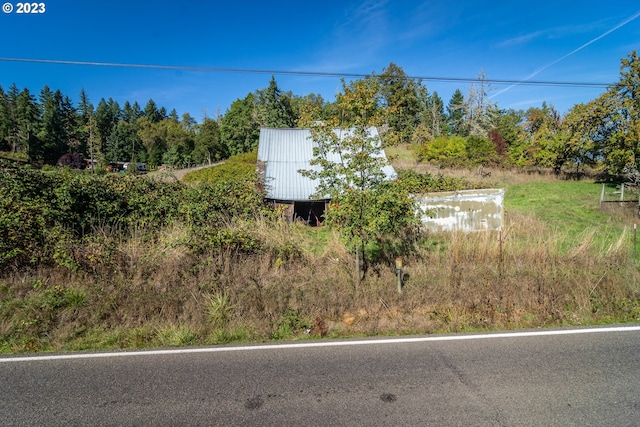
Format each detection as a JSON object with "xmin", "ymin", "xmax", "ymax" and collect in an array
[{"xmin": 257, "ymin": 127, "xmax": 396, "ymax": 202}]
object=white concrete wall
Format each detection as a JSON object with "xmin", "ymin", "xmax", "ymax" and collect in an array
[{"xmin": 415, "ymin": 188, "xmax": 504, "ymax": 232}]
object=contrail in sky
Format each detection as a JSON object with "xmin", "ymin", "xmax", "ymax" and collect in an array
[{"xmin": 492, "ymin": 9, "xmax": 640, "ymax": 98}]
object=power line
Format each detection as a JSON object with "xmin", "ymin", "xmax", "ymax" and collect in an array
[{"xmin": 0, "ymin": 56, "xmax": 613, "ymax": 89}]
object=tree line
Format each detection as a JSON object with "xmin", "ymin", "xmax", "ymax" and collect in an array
[{"xmin": 1, "ymin": 51, "xmax": 639, "ymax": 175}]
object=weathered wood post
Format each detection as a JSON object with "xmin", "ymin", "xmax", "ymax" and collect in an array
[{"xmin": 395, "ymin": 257, "xmax": 403, "ymax": 293}]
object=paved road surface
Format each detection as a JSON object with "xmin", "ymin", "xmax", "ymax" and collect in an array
[{"xmin": 1, "ymin": 326, "xmax": 640, "ymax": 426}]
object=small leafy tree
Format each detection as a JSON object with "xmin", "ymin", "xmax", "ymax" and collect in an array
[
  {"xmin": 609, "ymin": 50, "xmax": 640, "ymax": 174},
  {"xmin": 302, "ymin": 77, "xmax": 418, "ymax": 285}
]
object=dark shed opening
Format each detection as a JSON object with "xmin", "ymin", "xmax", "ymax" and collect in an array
[{"xmin": 293, "ymin": 201, "xmax": 326, "ymax": 226}]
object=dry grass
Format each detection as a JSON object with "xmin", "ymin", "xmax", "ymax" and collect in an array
[{"xmin": 2, "ymin": 171, "xmax": 640, "ymax": 353}]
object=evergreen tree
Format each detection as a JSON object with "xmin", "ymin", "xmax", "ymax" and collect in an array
[
  {"xmin": 16, "ymin": 88, "xmax": 39, "ymax": 162},
  {"xmin": 39, "ymin": 86, "xmax": 70, "ymax": 163},
  {"xmin": 254, "ymin": 76, "xmax": 297, "ymax": 128},
  {"xmin": 122, "ymin": 101, "xmax": 134, "ymax": 123},
  {"xmin": 158, "ymin": 106, "xmax": 168, "ymax": 120},
  {"xmin": 131, "ymin": 101, "xmax": 143, "ymax": 122},
  {"xmin": 86, "ymin": 113, "xmax": 102, "ymax": 169},
  {"xmin": 447, "ymin": 89, "xmax": 466, "ymax": 136},
  {"xmin": 0, "ymin": 85, "xmax": 10, "ymax": 151},
  {"xmin": 106, "ymin": 120, "xmax": 140, "ymax": 163},
  {"xmin": 76, "ymin": 89, "xmax": 94, "ymax": 156},
  {"xmin": 95, "ymin": 98, "xmax": 121, "ymax": 162},
  {"xmin": 144, "ymin": 99, "xmax": 163, "ymax": 123},
  {"xmin": 424, "ymin": 91, "xmax": 448, "ymax": 139},
  {"xmin": 60, "ymin": 95, "xmax": 79, "ymax": 153}
]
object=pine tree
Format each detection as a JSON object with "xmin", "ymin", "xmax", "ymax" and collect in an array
[
  {"xmin": 5, "ymin": 84, "xmax": 21, "ymax": 155},
  {"xmin": 76, "ymin": 88, "xmax": 94, "ymax": 156},
  {"xmin": 122, "ymin": 101, "xmax": 134, "ymax": 123},
  {"xmin": 95, "ymin": 98, "xmax": 121, "ymax": 162},
  {"xmin": 447, "ymin": 89, "xmax": 466, "ymax": 136},
  {"xmin": 37, "ymin": 87, "xmax": 68, "ymax": 164},
  {"xmin": 0, "ymin": 85, "xmax": 10, "ymax": 151},
  {"xmin": 254, "ymin": 76, "xmax": 297, "ymax": 128},
  {"xmin": 425, "ymin": 91, "xmax": 448, "ymax": 138}
]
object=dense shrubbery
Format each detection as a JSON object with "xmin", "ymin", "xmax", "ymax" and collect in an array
[
  {"xmin": 414, "ymin": 135, "xmax": 502, "ymax": 168},
  {"xmin": 183, "ymin": 151, "xmax": 257, "ymax": 184},
  {"xmin": 1, "ymin": 151, "xmax": 481, "ymax": 271},
  {"xmin": 2, "ymin": 155, "xmax": 639, "ymax": 354},
  {"xmin": 0, "ymin": 157, "xmax": 268, "ymax": 271}
]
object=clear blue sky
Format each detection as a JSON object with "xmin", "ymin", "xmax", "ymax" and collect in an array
[{"xmin": 1, "ymin": 0, "xmax": 639, "ymax": 122}]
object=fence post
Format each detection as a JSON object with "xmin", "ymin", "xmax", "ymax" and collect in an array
[
  {"xmin": 498, "ymin": 229, "xmax": 504, "ymax": 279},
  {"xmin": 395, "ymin": 258, "xmax": 403, "ymax": 293},
  {"xmin": 600, "ymin": 183, "xmax": 605, "ymax": 207},
  {"xmin": 620, "ymin": 183, "xmax": 625, "ymax": 207}
]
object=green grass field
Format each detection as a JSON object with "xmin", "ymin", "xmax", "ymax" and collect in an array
[{"xmin": 505, "ymin": 180, "xmax": 639, "ymax": 255}]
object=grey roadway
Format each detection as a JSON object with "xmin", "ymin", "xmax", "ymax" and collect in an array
[{"xmin": 1, "ymin": 325, "xmax": 640, "ymax": 426}]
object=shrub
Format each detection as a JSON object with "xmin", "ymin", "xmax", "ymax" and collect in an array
[
  {"xmin": 57, "ymin": 153, "xmax": 86, "ymax": 169},
  {"xmin": 415, "ymin": 136, "xmax": 467, "ymax": 166}
]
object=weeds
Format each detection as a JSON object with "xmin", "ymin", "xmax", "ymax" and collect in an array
[{"xmin": 1, "ymin": 167, "xmax": 640, "ymax": 354}]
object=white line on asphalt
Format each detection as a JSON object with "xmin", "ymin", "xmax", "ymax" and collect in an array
[{"xmin": 2, "ymin": 325, "xmax": 639, "ymax": 363}]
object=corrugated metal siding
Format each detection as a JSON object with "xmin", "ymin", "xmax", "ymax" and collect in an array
[{"xmin": 258, "ymin": 127, "xmax": 396, "ymax": 201}]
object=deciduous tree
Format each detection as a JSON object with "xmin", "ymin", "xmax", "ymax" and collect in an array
[
  {"xmin": 193, "ymin": 117, "xmax": 226, "ymax": 164},
  {"xmin": 303, "ymin": 77, "xmax": 417, "ymax": 285},
  {"xmin": 377, "ymin": 63, "xmax": 423, "ymax": 145},
  {"xmin": 220, "ymin": 93, "xmax": 260, "ymax": 155}
]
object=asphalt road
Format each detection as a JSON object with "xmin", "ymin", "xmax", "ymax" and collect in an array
[{"xmin": 1, "ymin": 326, "xmax": 640, "ymax": 426}]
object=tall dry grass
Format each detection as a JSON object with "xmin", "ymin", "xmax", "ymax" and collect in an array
[{"xmin": 2, "ymin": 207, "xmax": 640, "ymax": 353}]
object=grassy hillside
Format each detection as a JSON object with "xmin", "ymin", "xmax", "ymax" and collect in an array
[{"xmin": 1, "ymin": 150, "xmax": 639, "ymax": 354}]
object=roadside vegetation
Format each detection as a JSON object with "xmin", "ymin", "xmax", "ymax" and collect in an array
[
  {"xmin": 1, "ymin": 151, "xmax": 639, "ymax": 354},
  {"xmin": 2, "ymin": 52, "xmax": 640, "ymax": 353}
]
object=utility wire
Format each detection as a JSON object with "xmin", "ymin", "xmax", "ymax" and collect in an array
[{"xmin": 0, "ymin": 57, "xmax": 612, "ymax": 89}]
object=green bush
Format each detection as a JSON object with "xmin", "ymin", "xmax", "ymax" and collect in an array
[
  {"xmin": 415, "ymin": 136, "xmax": 467, "ymax": 166},
  {"xmin": 0, "ymin": 162, "xmax": 267, "ymax": 271}
]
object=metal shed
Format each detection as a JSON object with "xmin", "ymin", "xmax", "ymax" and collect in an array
[{"xmin": 257, "ymin": 127, "xmax": 396, "ymax": 225}]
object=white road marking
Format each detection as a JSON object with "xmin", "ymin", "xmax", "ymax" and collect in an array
[{"xmin": 2, "ymin": 325, "xmax": 639, "ymax": 363}]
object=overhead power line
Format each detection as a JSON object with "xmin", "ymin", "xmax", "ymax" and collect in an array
[{"xmin": 0, "ymin": 56, "xmax": 613, "ymax": 89}]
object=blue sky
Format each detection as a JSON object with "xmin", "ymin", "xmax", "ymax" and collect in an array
[{"xmin": 1, "ymin": 0, "xmax": 639, "ymax": 122}]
